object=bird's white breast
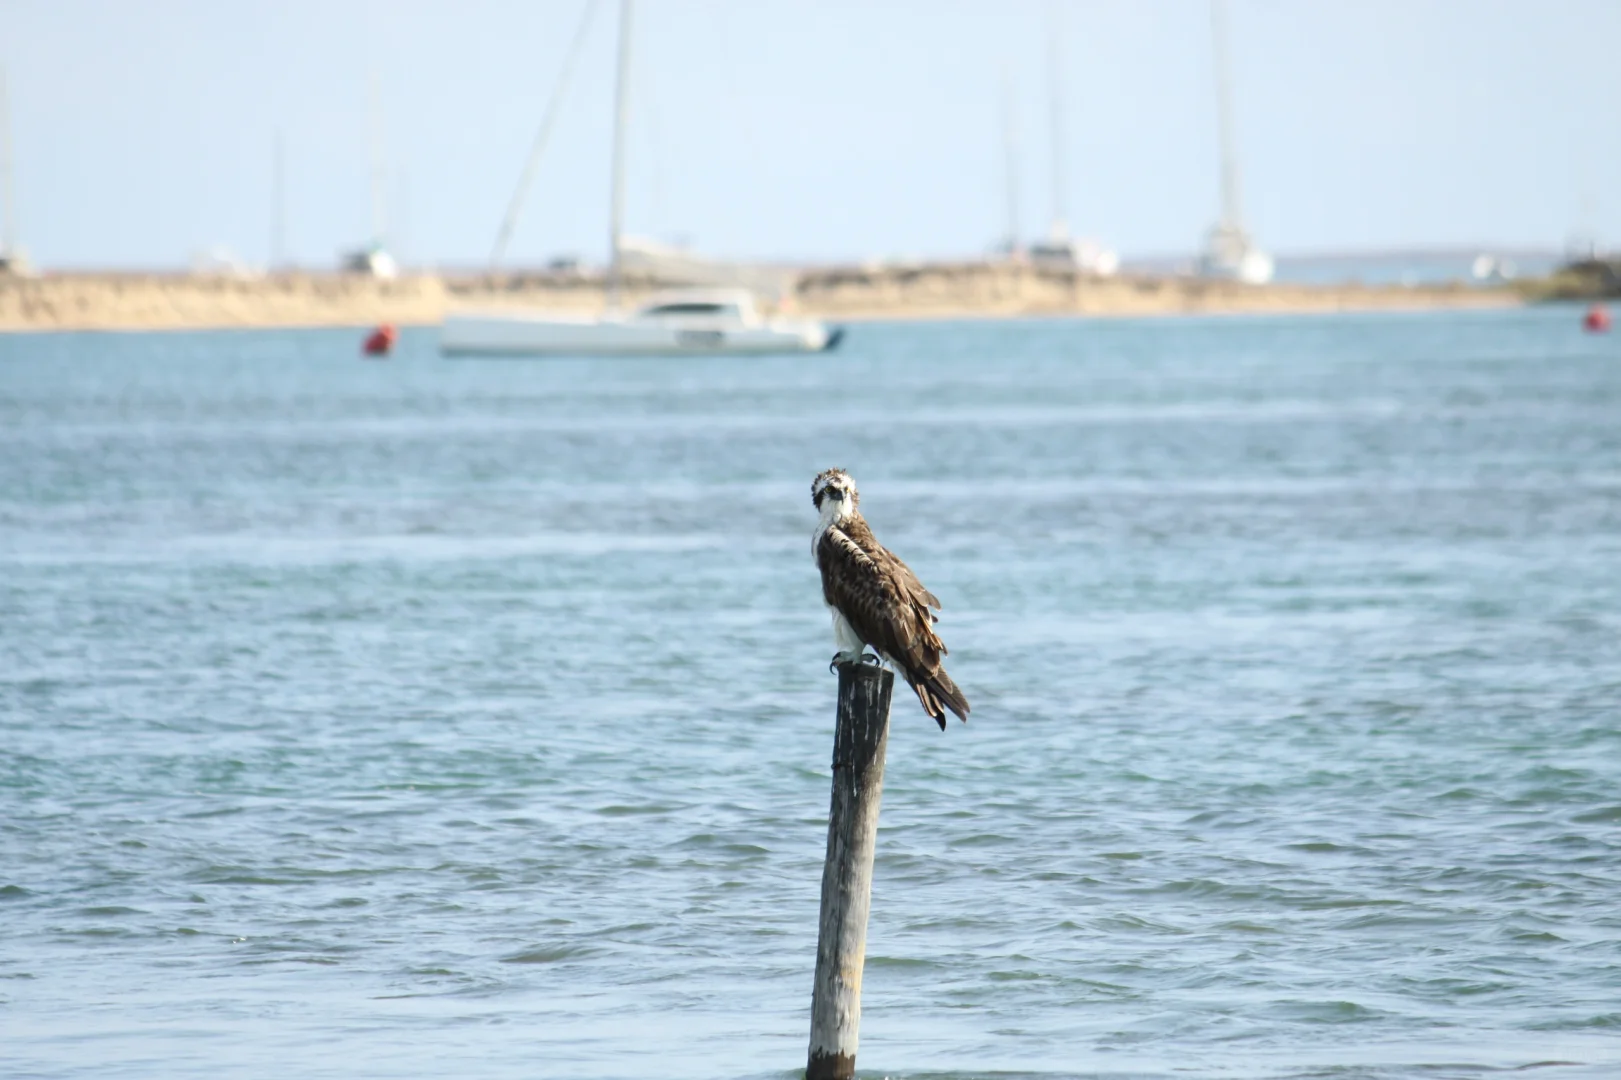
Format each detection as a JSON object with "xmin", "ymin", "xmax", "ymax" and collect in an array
[{"xmin": 812, "ymin": 499, "xmax": 847, "ymax": 567}]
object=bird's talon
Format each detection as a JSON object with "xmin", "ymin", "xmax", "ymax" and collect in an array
[{"xmin": 861, "ymin": 652, "xmax": 882, "ymax": 666}]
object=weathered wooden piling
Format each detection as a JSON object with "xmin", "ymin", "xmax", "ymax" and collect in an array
[{"xmin": 807, "ymin": 662, "xmax": 895, "ymax": 1080}]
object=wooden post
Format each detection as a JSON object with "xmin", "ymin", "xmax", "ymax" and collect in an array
[{"xmin": 807, "ymin": 662, "xmax": 894, "ymax": 1080}]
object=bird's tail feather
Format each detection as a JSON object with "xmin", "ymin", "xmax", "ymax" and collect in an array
[{"xmin": 909, "ymin": 666, "xmax": 970, "ymax": 730}]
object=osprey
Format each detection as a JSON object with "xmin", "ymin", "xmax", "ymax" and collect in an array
[{"xmin": 811, "ymin": 467, "xmax": 970, "ymax": 729}]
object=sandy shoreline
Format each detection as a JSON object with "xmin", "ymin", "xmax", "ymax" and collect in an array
[{"xmin": 0, "ymin": 263, "xmax": 1521, "ymax": 333}]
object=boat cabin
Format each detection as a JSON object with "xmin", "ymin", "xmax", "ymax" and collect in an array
[{"xmin": 632, "ymin": 289, "xmax": 761, "ymax": 325}]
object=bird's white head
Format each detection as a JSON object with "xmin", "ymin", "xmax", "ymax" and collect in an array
[{"xmin": 812, "ymin": 467, "xmax": 859, "ymax": 526}]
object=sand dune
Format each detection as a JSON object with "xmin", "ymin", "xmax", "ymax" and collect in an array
[{"xmin": 0, "ymin": 264, "xmax": 1519, "ymax": 333}]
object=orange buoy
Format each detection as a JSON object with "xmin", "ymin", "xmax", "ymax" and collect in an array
[
  {"xmin": 1583, "ymin": 304, "xmax": 1611, "ymax": 333},
  {"xmin": 362, "ymin": 324, "xmax": 398, "ymax": 357}
]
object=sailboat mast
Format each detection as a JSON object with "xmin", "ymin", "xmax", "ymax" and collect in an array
[
  {"xmin": 606, "ymin": 0, "xmax": 634, "ymax": 308},
  {"xmin": 272, "ymin": 129, "xmax": 286, "ymax": 269},
  {"xmin": 1001, "ymin": 69, "xmax": 1021, "ymax": 255},
  {"xmin": 1210, "ymin": 0, "xmax": 1242, "ymax": 230},
  {"xmin": 1045, "ymin": 3, "xmax": 1066, "ymax": 237},
  {"xmin": 1, "ymin": 66, "xmax": 15, "ymax": 256},
  {"xmin": 368, "ymin": 69, "xmax": 388, "ymax": 248}
]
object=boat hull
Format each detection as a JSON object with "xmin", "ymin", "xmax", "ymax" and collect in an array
[{"xmin": 440, "ymin": 311, "xmax": 840, "ymax": 356}]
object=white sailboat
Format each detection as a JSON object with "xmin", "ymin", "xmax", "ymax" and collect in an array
[
  {"xmin": 1026, "ymin": 3, "xmax": 1118, "ymax": 276},
  {"xmin": 341, "ymin": 69, "xmax": 399, "ymax": 279},
  {"xmin": 1199, "ymin": 0, "xmax": 1273, "ymax": 284},
  {"xmin": 441, "ymin": 0, "xmax": 841, "ymax": 357},
  {"xmin": 443, "ymin": 287, "xmax": 841, "ymax": 356},
  {"xmin": 992, "ymin": 69, "xmax": 1024, "ymax": 260}
]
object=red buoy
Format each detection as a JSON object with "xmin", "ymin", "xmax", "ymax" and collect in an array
[
  {"xmin": 1583, "ymin": 304, "xmax": 1611, "ymax": 333},
  {"xmin": 362, "ymin": 324, "xmax": 398, "ymax": 357}
]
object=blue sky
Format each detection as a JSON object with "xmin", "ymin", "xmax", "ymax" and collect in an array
[{"xmin": 3, "ymin": 0, "xmax": 1618, "ymax": 269}]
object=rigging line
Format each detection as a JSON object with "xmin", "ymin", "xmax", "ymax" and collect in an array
[{"xmin": 490, "ymin": 0, "xmax": 603, "ymax": 269}]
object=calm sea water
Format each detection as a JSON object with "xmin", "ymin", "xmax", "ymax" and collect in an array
[{"xmin": 2, "ymin": 310, "xmax": 1619, "ymax": 1080}]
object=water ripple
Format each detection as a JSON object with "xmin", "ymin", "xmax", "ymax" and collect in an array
[{"xmin": 2, "ymin": 314, "xmax": 1620, "ymax": 1078}]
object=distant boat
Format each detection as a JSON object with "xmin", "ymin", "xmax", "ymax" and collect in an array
[
  {"xmin": 1019, "ymin": 5, "xmax": 1118, "ymax": 276},
  {"xmin": 342, "ymin": 243, "xmax": 399, "ymax": 280},
  {"xmin": 341, "ymin": 70, "xmax": 399, "ymax": 279},
  {"xmin": 1029, "ymin": 231, "xmax": 1121, "ymax": 276},
  {"xmin": 1199, "ymin": 0, "xmax": 1273, "ymax": 285},
  {"xmin": 190, "ymin": 246, "xmax": 258, "ymax": 278},
  {"xmin": 443, "ymin": 0, "xmax": 839, "ymax": 357},
  {"xmin": 1202, "ymin": 221, "xmax": 1274, "ymax": 285},
  {"xmin": 442, "ymin": 288, "xmax": 841, "ymax": 357},
  {"xmin": 1470, "ymin": 254, "xmax": 1516, "ymax": 283}
]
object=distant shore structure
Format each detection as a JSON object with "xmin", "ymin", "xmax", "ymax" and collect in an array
[{"xmin": 1200, "ymin": 0, "xmax": 1273, "ymax": 284}]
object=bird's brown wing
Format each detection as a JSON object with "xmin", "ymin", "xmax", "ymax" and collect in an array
[
  {"xmin": 881, "ymin": 547, "xmax": 942, "ymax": 616},
  {"xmin": 818, "ymin": 523, "xmax": 969, "ymax": 727}
]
